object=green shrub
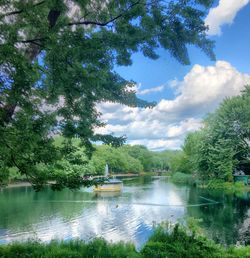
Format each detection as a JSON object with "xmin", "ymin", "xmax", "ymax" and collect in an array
[
  {"xmin": 171, "ymin": 172, "xmax": 193, "ymax": 184},
  {"xmin": 141, "ymin": 225, "xmax": 223, "ymax": 258},
  {"xmin": 198, "ymin": 179, "xmax": 246, "ymax": 193}
]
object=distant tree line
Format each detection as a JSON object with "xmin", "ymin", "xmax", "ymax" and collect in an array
[
  {"xmin": 52, "ymin": 140, "xmax": 174, "ymax": 176},
  {"xmin": 90, "ymin": 144, "xmax": 173, "ymax": 174},
  {"xmin": 3, "ymin": 137, "xmax": 177, "ymax": 187},
  {"xmin": 4, "ymin": 86, "xmax": 248, "ymax": 188}
]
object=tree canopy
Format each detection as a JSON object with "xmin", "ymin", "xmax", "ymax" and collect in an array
[
  {"xmin": 0, "ymin": 0, "xmax": 215, "ymax": 188},
  {"xmin": 177, "ymin": 86, "xmax": 250, "ymax": 181}
]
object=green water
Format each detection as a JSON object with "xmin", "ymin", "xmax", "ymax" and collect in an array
[{"xmin": 0, "ymin": 177, "xmax": 249, "ymax": 248}]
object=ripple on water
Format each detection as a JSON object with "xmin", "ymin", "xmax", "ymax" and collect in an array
[{"xmin": 0, "ymin": 177, "xmax": 249, "ymax": 247}]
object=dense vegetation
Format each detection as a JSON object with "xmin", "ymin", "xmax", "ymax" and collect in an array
[
  {"xmin": 1, "ymin": 224, "xmax": 249, "ymax": 258},
  {"xmin": 170, "ymin": 86, "xmax": 250, "ymax": 185},
  {"xmin": 0, "ymin": 0, "xmax": 215, "ymax": 189},
  {"xmin": 4, "ymin": 139, "xmax": 175, "ymax": 185},
  {"xmin": 4, "ymin": 86, "xmax": 249, "ymax": 188},
  {"xmin": 90, "ymin": 144, "xmax": 173, "ymax": 174}
]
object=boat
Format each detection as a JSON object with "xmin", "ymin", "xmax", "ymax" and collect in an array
[{"xmin": 94, "ymin": 164, "xmax": 123, "ymax": 192}]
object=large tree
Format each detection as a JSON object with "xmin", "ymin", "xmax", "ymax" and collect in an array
[
  {"xmin": 181, "ymin": 86, "xmax": 250, "ymax": 181},
  {"xmin": 0, "ymin": 0, "xmax": 215, "ymax": 189}
]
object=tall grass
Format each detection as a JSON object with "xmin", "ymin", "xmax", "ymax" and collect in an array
[
  {"xmin": 0, "ymin": 225, "xmax": 250, "ymax": 258},
  {"xmin": 198, "ymin": 179, "xmax": 247, "ymax": 192},
  {"xmin": 0, "ymin": 239, "xmax": 139, "ymax": 258}
]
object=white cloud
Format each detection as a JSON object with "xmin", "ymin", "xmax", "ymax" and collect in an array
[
  {"xmin": 205, "ymin": 0, "xmax": 250, "ymax": 36},
  {"xmin": 96, "ymin": 61, "xmax": 250, "ymax": 150},
  {"xmin": 137, "ymin": 84, "xmax": 165, "ymax": 95},
  {"xmin": 127, "ymin": 139, "xmax": 183, "ymax": 151},
  {"xmin": 156, "ymin": 61, "xmax": 250, "ymax": 118}
]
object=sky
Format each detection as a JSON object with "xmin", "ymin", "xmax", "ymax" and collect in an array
[{"xmin": 96, "ymin": 0, "xmax": 250, "ymax": 151}]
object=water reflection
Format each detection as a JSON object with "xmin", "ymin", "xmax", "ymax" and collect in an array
[
  {"xmin": 94, "ymin": 191, "xmax": 122, "ymax": 198},
  {"xmin": 0, "ymin": 177, "xmax": 249, "ymax": 247},
  {"xmin": 187, "ymin": 187, "xmax": 250, "ymax": 245}
]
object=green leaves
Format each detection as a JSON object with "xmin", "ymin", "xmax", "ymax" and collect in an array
[
  {"xmin": 0, "ymin": 0, "xmax": 215, "ymax": 189},
  {"xmin": 181, "ymin": 85, "xmax": 250, "ymax": 182}
]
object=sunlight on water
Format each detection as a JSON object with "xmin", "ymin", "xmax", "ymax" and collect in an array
[{"xmin": 0, "ymin": 177, "xmax": 249, "ymax": 247}]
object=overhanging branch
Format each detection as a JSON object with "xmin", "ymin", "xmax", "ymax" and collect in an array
[
  {"xmin": 18, "ymin": 37, "xmax": 46, "ymax": 47},
  {"xmin": 68, "ymin": 0, "xmax": 141, "ymax": 27},
  {"xmin": 0, "ymin": 1, "xmax": 46, "ymax": 19}
]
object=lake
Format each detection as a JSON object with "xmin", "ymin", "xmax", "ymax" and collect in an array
[{"xmin": 0, "ymin": 176, "xmax": 249, "ymax": 249}]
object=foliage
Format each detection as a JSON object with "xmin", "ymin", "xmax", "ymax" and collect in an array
[
  {"xmin": 199, "ymin": 179, "xmax": 246, "ymax": 192},
  {"xmin": 0, "ymin": 0, "xmax": 215, "ymax": 189},
  {"xmin": 69, "ymin": 143, "xmax": 173, "ymax": 175},
  {"xmin": 90, "ymin": 145, "xmax": 143, "ymax": 174},
  {"xmin": 142, "ymin": 225, "xmax": 223, "ymax": 258},
  {"xmin": 86, "ymin": 144, "xmax": 179, "ymax": 174},
  {"xmin": 168, "ymin": 150, "xmax": 192, "ymax": 174},
  {"xmin": 173, "ymin": 86, "xmax": 250, "ymax": 183},
  {"xmin": 171, "ymin": 172, "xmax": 193, "ymax": 184},
  {"xmin": 1, "ymin": 140, "xmax": 177, "ymax": 185},
  {"xmin": 1, "ymin": 224, "xmax": 250, "ymax": 258},
  {"xmin": 0, "ymin": 239, "xmax": 140, "ymax": 258}
]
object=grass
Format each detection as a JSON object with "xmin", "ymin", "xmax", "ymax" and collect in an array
[
  {"xmin": 1, "ymin": 224, "xmax": 250, "ymax": 258},
  {"xmin": 198, "ymin": 179, "xmax": 248, "ymax": 192},
  {"xmin": 141, "ymin": 224, "xmax": 250, "ymax": 258},
  {"xmin": 0, "ymin": 239, "xmax": 139, "ymax": 258},
  {"xmin": 170, "ymin": 174, "xmax": 249, "ymax": 193}
]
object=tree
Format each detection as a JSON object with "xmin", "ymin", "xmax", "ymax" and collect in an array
[
  {"xmin": 168, "ymin": 150, "xmax": 191, "ymax": 174},
  {"xmin": 181, "ymin": 85, "xmax": 250, "ymax": 181},
  {"xmin": 208, "ymin": 87, "xmax": 250, "ymax": 173},
  {"xmin": 123, "ymin": 145, "xmax": 156, "ymax": 171},
  {"xmin": 0, "ymin": 0, "xmax": 215, "ymax": 188}
]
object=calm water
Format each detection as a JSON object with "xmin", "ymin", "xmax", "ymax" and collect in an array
[{"xmin": 0, "ymin": 177, "xmax": 250, "ymax": 248}]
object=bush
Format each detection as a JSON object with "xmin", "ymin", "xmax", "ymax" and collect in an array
[
  {"xmin": 171, "ymin": 172, "xmax": 193, "ymax": 184},
  {"xmin": 198, "ymin": 179, "xmax": 246, "ymax": 192},
  {"xmin": 141, "ymin": 225, "xmax": 250, "ymax": 258}
]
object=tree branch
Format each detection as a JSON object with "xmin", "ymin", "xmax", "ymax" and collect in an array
[
  {"xmin": 0, "ymin": 1, "xmax": 46, "ymax": 19},
  {"xmin": 68, "ymin": 0, "xmax": 141, "ymax": 27},
  {"xmin": 18, "ymin": 37, "xmax": 46, "ymax": 47},
  {"xmin": 0, "ymin": 2, "xmax": 54, "ymax": 124}
]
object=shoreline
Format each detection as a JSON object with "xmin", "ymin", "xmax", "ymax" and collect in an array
[
  {"xmin": 2, "ymin": 174, "xmax": 142, "ymax": 189},
  {"xmin": 2, "ymin": 173, "xmax": 169, "ymax": 189},
  {"xmin": 2, "ymin": 181, "xmax": 32, "ymax": 189}
]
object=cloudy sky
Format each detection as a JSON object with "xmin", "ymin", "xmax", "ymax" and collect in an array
[{"xmin": 96, "ymin": 0, "xmax": 250, "ymax": 151}]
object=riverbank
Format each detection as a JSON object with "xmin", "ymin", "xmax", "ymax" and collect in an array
[
  {"xmin": 197, "ymin": 180, "xmax": 250, "ymax": 192},
  {"xmin": 3, "ymin": 181, "xmax": 32, "ymax": 189},
  {"xmin": 3, "ymin": 173, "xmax": 161, "ymax": 189},
  {"xmin": 93, "ymin": 173, "xmax": 140, "ymax": 178},
  {"xmin": 170, "ymin": 172, "xmax": 250, "ymax": 192},
  {"xmin": 1, "ymin": 225, "xmax": 249, "ymax": 258}
]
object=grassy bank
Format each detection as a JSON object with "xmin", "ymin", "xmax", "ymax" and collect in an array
[
  {"xmin": 197, "ymin": 179, "xmax": 248, "ymax": 192},
  {"xmin": 170, "ymin": 172, "xmax": 194, "ymax": 185},
  {"xmin": 1, "ymin": 225, "xmax": 250, "ymax": 258},
  {"xmin": 170, "ymin": 172, "xmax": 249, "ymax": 193}
]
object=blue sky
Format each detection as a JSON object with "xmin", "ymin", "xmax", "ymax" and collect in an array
[{"xmin": 96, "ymin": 0, "xmax": 250, "ymax": 150}]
